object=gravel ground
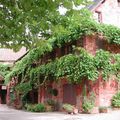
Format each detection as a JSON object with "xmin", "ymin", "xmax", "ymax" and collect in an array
[{"xmin": 0, "ymin": 104, "xmax": 120, "ymax": 120}]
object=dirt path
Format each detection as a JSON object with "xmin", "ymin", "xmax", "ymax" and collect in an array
[{"xmin": 0, "ymin": 104, "xmax": 120, "ymax": 120}]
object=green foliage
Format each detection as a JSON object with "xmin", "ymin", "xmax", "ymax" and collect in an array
[
  {"xmin": 29, "ymin": 48, "xmax": 120, "ymax": 86},
  {"xmin": 56, "ymin": 48, "xmax": 99, "ymax": 82},
  {"xmin": 51, "ymin": 18, "xmax": 120, "ymax": 48},
  {"xmin": 25, "ymin": 103, "xmax": 45, "ymax": 112},
  {"xmin": 46, "ymin": 99, "xmax": 56, "ymax": 106},
  {"xmin": 3, "ymin": 7, "xmax": 120, "ymax": 97},
  {"xmin": 95, "ymin": 50, "xmax": 120, "ymax": 81},
  {"xmin": 5, "ymin": 40, "xmax": 53, "ymax": 85},
  {"xmin": 4, "ymin": 13, "xmax": 120, "ymax": 84},
  {"xmin": 99, "ymin": 106, "xmax": 108, "ymax": 109},
  {"xmin": 100, "ymin": 24, "xmax": 120, "ymax": 44},
  {"xmin": 1, "ymin": 1, "xmax": 120, "ymax": 107},
  {"xmin": 0, "ymin": 64, "xmax": 10, "ymax": 76},
  {"xmin": 112, "ymin": 92, "xmax": 120, "ymax": 108},
  {"xmin": 29, "ymin": 48, "xmax": 99, "ymax": 87},
  {"xmin": 9, "ymin": 91, "xmax": 16, "ymax": 104},
  {"xmin": 95, "ymin": 50, "xmax": 113, "ymax": 80},
  {"xmin": 0, "ymin": 64, "xmax": 10, "ymax": 80},
  {"xmin": 113, "ymin": 54, "xmax": 120, "ymax": 81},
  {"xmin": 1, "ymin": 0, "xmax": 120, "ymax": 50},
  {"xmin": 0, "ymin": 0, "xmax": 90, "ymax": 49},
  {"xmin": 15, "ymin": 82, "xmax": 32, "ymax": 95},
  {"xmin": 5, "ymin": 47, "xmax": 120, "ymax": 97},
  {"xmin": 82, "ymin": 94, "xmax": 95, "ymax": 113},
  {"xmin": 62, "ymin": 103, "xmax": 74, "ymax": 113}
]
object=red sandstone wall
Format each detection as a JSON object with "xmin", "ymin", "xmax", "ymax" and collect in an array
[
  {"xmin": 99, "ymin": 78, "xmax": 118, "ymax": 106},
  {"xmin": 83, "ymin": 35, "xmax": 120, "ymax": 54},
  {"xmin": 37, "ymin": 35, "xmax": 120, "ymax": 110},
  {"xmin": 37, "ymin": 78, "xmax": 99, "ymax": 111},
  {"xmin": 83, "ymin": 36, "xmax": 119, "ymax": 107},
  {"xmin": 104, "ymin": 41, "xmax": 120, "ymax": 53},
  {"xmin": 38, "ymin": 86, "xmax": 45, "ymax": 103},
  {"xmin": 83, "ymin": 35, "xmax": 97, "ymax": 55},
  {"xmin": 0, "ymin": 86, "xmax": 1, "ymax": 104}
]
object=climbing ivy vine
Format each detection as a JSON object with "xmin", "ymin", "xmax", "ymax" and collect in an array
[
  {"xmin": 4, "ymin": 17, "xmax": 120, "ymax": 96},
  {"xmin": 0, "ymin": 64, "xmax": 10, "ymax": 79},
  {"xmin": 6, "ymin": 47, "xmax": 120, "ymax": 96}
]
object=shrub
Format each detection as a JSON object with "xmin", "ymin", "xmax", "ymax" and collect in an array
[
  {"xmin": 25, "ymin": 104, "xmax": 34, "ymax": 112},
  {"xmin": 46, "ymin": 99, "xmax": 56, "ymax": 106},
  {"xmin": 99, "ymin": 106, "xmax": 110, "ymax": 113},
  {"xmin": 25, "ymin": 103, "xmax": 45, "ymax": 112},
  {"xmin": 82, "ymin": 98, "xmax": 94, "ymax": 113},
  {"xmin": 62, "ymin": 103, "xmax": 74, "ymax": 113},
  {"xmin": 112, "ymin": 92, "xmax": 120, "ymax": 108},
  {"xmin": 82, "ymin": 94, "xmax": 95, "ymax": 113},
  {"xmin": 45, "ymin": 99, "xmax": 56, "ymax": 112}
]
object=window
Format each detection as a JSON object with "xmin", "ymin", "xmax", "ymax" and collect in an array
[
  {"xmin": 118, "ymin": 0, "xmax": 120, "ymax": 7},
  {"xmin": 95, "ymin": 11, "xmax": 102, "ymax": 23}
]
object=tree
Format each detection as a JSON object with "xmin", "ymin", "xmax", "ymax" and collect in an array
[{"xmin": 0, "ymin": 0, "xmax": 91, "ymax": 50}]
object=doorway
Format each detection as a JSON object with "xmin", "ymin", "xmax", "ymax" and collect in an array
[
  {"xmin": 1, "ymin": 90, "xmax": 7, "ymax": 104},
  {"xmin": 63, "ymin": 84, "xmax": 76, "ymax": 105},
  {"xmin": 24, "ymin": 89, "xmax": 38, "ymax": 104}
]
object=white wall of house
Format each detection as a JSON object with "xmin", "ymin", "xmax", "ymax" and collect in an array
[{"xmin": 93, "ymin": 0, "xmax": 120, "ymax": 27}]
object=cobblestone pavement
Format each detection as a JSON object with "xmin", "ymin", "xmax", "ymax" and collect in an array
[{"xmin": 0, "ymin": 104, "xmax": 120, "ymax": 120}]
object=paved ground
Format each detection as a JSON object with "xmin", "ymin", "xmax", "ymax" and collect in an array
[{"xmin": 0, "ymin": 104, "xmax": 120, "ymax": 120}]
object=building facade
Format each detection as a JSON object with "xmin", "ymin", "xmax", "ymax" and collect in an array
[
  {"xmin": 90, "ymin": 0, "xmax": 120, "ymax": 27},
  {"xmin": 0, "ymin": 47, "xmax": 27, "ymax": 104},
  {"xmin": 37, "ymin": 35, "xmax": 120, "ymax": 112},
  {"xmin": 3, "ymin": 0, "xmax": 120, "ymax": 113}
]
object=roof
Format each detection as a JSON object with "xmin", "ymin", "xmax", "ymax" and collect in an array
[
  {"xmin": 0, "ymin": 47, "xmax": 27, "ymax": 62},
  {"xmin": 88, "ymin": 0, "xmax": 104, "ymax": 11}
]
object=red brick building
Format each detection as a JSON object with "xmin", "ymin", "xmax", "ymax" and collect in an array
[
  {"xmin": 37, "ymin": 35, "xmax": 120, "ymax": 112},
  {"xmin": 4, "ymin": 0, "xmax": 120, "ymax": 113},
  {"xmin": 35, "ymin": 1, "xmax": 120, "ymax": 112}
]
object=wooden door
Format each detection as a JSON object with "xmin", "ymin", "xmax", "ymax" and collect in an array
[{"xmin": 63, "ymin": 84, "xmax": 76, "ymax": 105}]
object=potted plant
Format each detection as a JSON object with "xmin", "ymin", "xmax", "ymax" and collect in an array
[
  {"xmin": 82, "ymin": 93, "xmax": 97, "ymax": 114},
  {"xmin": 62, "ymin": 103, "xmax": 78, "ymax": 114},
  {"xmin": 82, "ymin": 97, "xmax": 94, "ymax": 113},
  {"xmin": 99, "ymin": 106, "xmax": 111, "ymax": 113},
  {"xmin": 45, "ymin": 99, "xmax": 56, "ymax": 112}
]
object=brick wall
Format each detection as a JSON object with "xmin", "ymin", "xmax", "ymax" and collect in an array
[
  {"xmin": 83, "ymin": 35, "xmax": 120, "ymax": 54},
  {"xmin": 99, "ymin": 75, "xmax": 118, "ymax": 106},
  {"xmin": 37, "ymin": 35, "xmax": 120, "ymax": 110},
  {"xmin": 103, "ymin": 41, "xmax": 120, "ymax": 53},
  {"xmin": 83, "ymin": 35, "xmax": 98, "ymax": 55},
  {"xmin": 83, "ymin": 35, "xmax": 120, "ymax": 107}
]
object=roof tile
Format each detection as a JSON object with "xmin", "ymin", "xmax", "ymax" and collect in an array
[{"xmin": 0, "ymin": 47, "xmax": 27, "ymax": 62}]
